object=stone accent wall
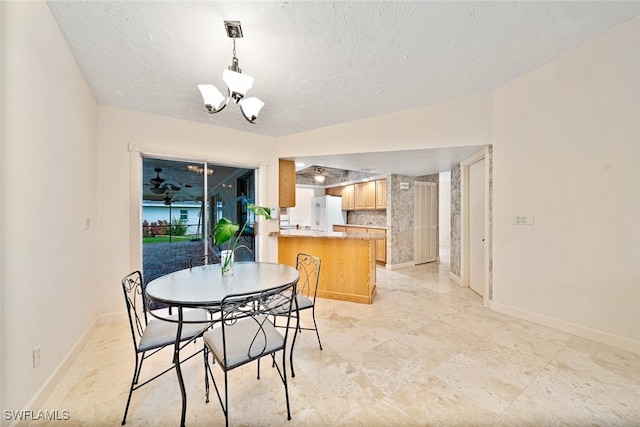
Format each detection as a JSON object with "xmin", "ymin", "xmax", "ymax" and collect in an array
[
  {"xmin": 450, "ymin": 164, "xmax": 461, "ymax": 277},
  {"xmin": 387, "ymin": 173, "xmax": 439, "ymax": 266},
  {"xmin": 388, "ymin": 175, "xmax": 414, "ymax": 265},
  {"xmin": 347, "ymin": 210, "xmax": 387, "ymax": 227}
]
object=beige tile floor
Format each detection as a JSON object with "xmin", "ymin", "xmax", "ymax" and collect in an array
[{"xmin": 34, "ymin": 258, "xmax": 640, "ymax": 426}]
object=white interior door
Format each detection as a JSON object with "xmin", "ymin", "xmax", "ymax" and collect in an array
[
  {"xmin": 469, "ymin": 159, "xmax": 485, "ymax": 296},
  {"xmin": 414, "ymin": 181, "xmax": 437, "ymax": 264}
]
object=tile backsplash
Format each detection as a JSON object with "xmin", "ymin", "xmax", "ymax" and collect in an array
[{"xmin": 347, "ymin": 210, "xmax": 387, "ymax": 227}]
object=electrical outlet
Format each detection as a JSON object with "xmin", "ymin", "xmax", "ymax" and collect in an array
[
  {"xmin": 514, "ymin": 214, "xmax": 534, "ymax": 225},
  {"xmin": 33, "ymin": 345, "xmax": 41, "ymax": 369}
]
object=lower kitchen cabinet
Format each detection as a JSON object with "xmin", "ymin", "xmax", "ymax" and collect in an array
[
  {"xmin": 368, "ymin": 228, "xmax": 387, "ymax": 264},
  {"xmin": 333, "ymin": 224, "xmax": 386, "ymax": 265}
]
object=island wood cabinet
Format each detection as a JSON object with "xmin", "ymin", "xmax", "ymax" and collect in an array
[
  {"xmin": 277, "ymin": 231, "xmax": 378, "ymax": 304},
  {"xmin": 369, "ymin": 228, "xmax": 387, "ymax": 264},
  {"xmin": 334, "ymin": 224, "xmax": 386, "ymax": 264},
  {"xmin": 279, "ymin": 159, "xmax": 296, "ymax": 208}
]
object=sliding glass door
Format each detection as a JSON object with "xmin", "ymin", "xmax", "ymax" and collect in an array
[{"xmin": 141, "ymin": 156, "xmax": 255, "ymax": 283}]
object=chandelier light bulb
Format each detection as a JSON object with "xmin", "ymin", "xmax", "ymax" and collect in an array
[
  {"xmin": 239, "ymin": 97, "xmax": 264, "ymax": 123},
  {"xmin": 197, "ymin": 84, "xmax": 226, "ymax": 113}
]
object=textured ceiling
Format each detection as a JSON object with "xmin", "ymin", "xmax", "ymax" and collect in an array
[{"xmin": 47, "ymin": 1, "xmax": 640, "ymax": 138}]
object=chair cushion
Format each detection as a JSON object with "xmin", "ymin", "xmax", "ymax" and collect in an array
[
  {"xmin": 203, "ymin": 315, "xmax": 284, "ymax": 370},
  {"xmin": 295, "ymin": 294, "xmax": 314, "ymax": 310},
  {"xmin": 139, "ymin": 309, "xmax": 209, "ymax": 352},
  {"xmin": 271, "ymin": 294, "xmax": 313, "ymax": 315}
]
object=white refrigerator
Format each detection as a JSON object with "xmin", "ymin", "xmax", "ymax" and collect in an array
[{"xmin": 310, "ymin": 195, "xmax": 346, "ymax": 232}]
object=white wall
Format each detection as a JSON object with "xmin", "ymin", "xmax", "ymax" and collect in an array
[
  {"xmin": 96, "ymin": 107, "xmax": 279, "ymax": 319},
  {"xmin": 0, "ymin": 0, "xmax": 5, "ymax": 414},
  {"xmin": 278, "ymin": 93, "xmax": 493, "ymax": 157},
  {"xmin": 286, "ymin": 187, "xmax": 315, "ymax": 228},
  {"xmin": 1, "ymin": 0, "xmax": 98, "ymax": 415},
  {"xmin": 491, "ymin": 16, "xmax": 640, "ymax": 347}
]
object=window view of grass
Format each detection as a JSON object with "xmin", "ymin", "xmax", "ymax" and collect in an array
[
  {"xmin": 143, "ymin": 235, "xmax": 201, "ymax": 244},
  {"xmin": 142, "ymin": 217, "xmax": 203, "ymax": 243}
]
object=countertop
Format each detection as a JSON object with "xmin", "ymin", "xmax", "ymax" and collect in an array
[
  {"xmin": 334, "ymin": 224, "xmax": 386, "ymax": 230},
  {"xmin": 272, "ymin": 229, "xmax": 385, "ymax": 240}
]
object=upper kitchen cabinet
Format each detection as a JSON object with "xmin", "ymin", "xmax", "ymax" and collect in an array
[
  {"xmin": 341, "ymin": 184, "xmax": 355, "ymax": 210},
  {"xmin": 336, "ymin": 179, "xmax": 386, "ymax": 211},
  {"xmin": 325, "ymin": 186, "xmax": 342, "ymax": 197},
  {"xmin": 279, "ymin": 159, "xmax": 296, "ymax": 208},
  {"xmin": 354, "ymin": 181, "xmax": 376, "ymax": 210},
  {"xmin": 375, "ymin": 179, "xmax": 387, "ymax": 209}
]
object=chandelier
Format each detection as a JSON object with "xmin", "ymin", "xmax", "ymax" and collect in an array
[{"xmin": 197, "ymin": 21, "xmax": 264, "ymax": 124}]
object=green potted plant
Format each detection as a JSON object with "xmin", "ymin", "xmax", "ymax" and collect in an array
[{"xmin": 212, "ymin": 203, "xmax": 272, "ymax": 276}]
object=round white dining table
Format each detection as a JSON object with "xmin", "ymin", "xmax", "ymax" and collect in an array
[{"xmin": 146, "ymin": 261, "xmax": 300, "ymax": 308}]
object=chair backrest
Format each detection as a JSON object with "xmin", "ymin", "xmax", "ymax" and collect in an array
[
  {"xmin": 219, "ymin": 281, "xmax": 297, "ymax": 365},
  {"xmin": 121, "ymin": 270, "xmax": 148, "ymax": 350},
  {"xmin": 189, "ymin": 253, "xmax": 220, "ymax": 268},
  {"xmin": 296, "ymin": 253, "xmax": 321, "ymax": 301}
]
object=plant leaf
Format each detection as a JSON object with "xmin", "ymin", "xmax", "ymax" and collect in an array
[
  {"xmin": 212, "ymin": 217, "xmax": 239, "ymax": 245},
  {"xmin": 248, "ymin": 204, "xmax": 272, "ymax": 220}
]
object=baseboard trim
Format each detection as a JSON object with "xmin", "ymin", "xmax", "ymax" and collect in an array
[
  {"xmin": 489, "ymin": 301, "xmax": 640, "ymax": 355},
  {"xmin": 385, "ymin": 261, "xmax": 416, "ymax": 270},
  {"xmin": 14, "ymin": 319, "xmax": 98, "ymax": 427},
  {"xmin": 97, "ymin": 310, "xmax": 127, "ymax": 325},
  {"xmin": 449, "ymin": 271, "xmax": 465, "ymax": 287}
]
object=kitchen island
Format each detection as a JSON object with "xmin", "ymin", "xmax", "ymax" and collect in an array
[{"xmin": 273, "ymin": 229, "xmax": 384, "ymax": 304}]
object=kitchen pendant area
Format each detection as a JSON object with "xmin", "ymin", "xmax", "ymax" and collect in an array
[
  {"xmin": 273, "ymin": 164, "xmax": 442, "ymax": 304},
  {"xmin": 282, "ymin": 177, "xmax": 388, "ymax": 267},
  {"xmin": 278, "ymin": 164, "xmax": 441, "ymax": 270}
]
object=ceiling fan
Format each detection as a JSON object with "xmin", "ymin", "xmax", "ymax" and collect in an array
[
  {"xmin": 145, "ymin": 168, "xmax": 181, "ymax": 194},
  {"xmin": 313, "ymin": 167, "xmax": 327, "ymax": 183},
  {"xmin": 297, "ymin": 165, "xmax": 351, "ymax": 183}
]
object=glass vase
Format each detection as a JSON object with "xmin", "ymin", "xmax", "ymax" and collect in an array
[{"xmin": 221, "ymin": 250, "xmax": 234, "ymax": 277}]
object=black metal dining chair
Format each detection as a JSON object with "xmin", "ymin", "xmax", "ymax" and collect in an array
[
  {"xmin": 271, "ymin": 253, "xmax": 322, "ymax": 377},
  {"xmin": 202, "ymin": 280, "xmax": 297, "ymax": 426},
  {"xmin": 120, "ymin": 270, "xmax": 209, "ymax": 425},
  {"xmin": 189, "ymin": 252, "xmax": 220, "ymax": 268}
]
